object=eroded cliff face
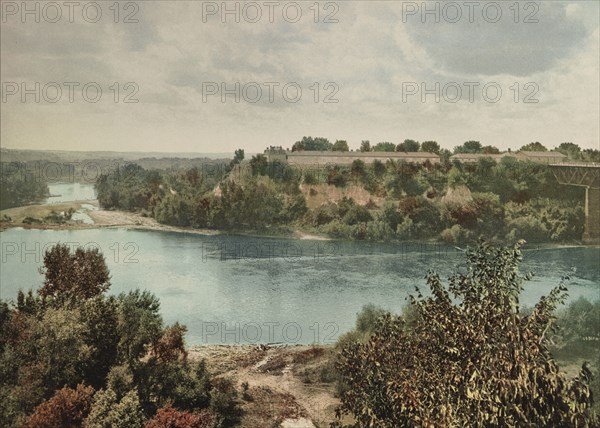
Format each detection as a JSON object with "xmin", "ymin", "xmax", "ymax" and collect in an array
[
  {"xmin": 441, "ymin": 184, "xmax": 473, "ymax": 208},
  {"xmin": 299, "ymin": 184, "xmax": 385, "ymax": 209}
]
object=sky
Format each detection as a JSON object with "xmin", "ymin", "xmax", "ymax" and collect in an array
[{"xmin": 1, "ymin": 0, "xmax": 599, "ymax": 154}]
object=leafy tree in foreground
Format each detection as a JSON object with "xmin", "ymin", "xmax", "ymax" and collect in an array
[
  {"xmin": 21, "ymin": 384, "xmax": 95, "ymax": 428},
  {"xmin": 39, "ymin": 244, "xmax": 110, "ymax": 301},
  {"xmin": 334, "ymin": 241, "xmax": 597, "ymax": 427}
]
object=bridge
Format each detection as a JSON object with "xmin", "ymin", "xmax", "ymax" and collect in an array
[{"xmin": 550, "ymin": 163, "xmax": 600, "ymax": 244}]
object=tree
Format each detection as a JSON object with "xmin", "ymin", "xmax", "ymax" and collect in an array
[
  {"xmin": 249, "ymin": 154, "xmax": 268, "ymax": 176},
  {"xmin": 360, "ymin": 140, "xmax": 371, "ymax": 152},
  {"xmin": 334, "ymin": 242, "xmax": 597, "ymax": 427},
  {"xmin": 421, "ymin": 141, "xmax": 440, "ymax": 154},
  {"xmin": 229, "ymin": 149, "xmax": 244, "ymax": 168},
  {"xmin": 39, "ymin": 244, "xmax": 111, "ymax": 301},
  {"xmin": 342, "ymin": 205, "xmax": 373, "ymax": 226},
  {"xmin": 0, "ymin": 162, "xmax": 49, "ymax": 209},
  {"xmin": 332, "ymin": 140, "xmax": 350, "ymax": 152},
  {"xmin": 22, "ymin": 384, "xmax": 95, "ymax": 428},
  {"xmin": 520, "ymin": 141, "xmax": 547, "ymax": 152},
  {"xmin": 372, "ymin": 142, "xmax": 396, "ymax": 152},
  {"xmin": 292, "ymin": 136, "xmax": 332, "ymax": 151},
  {"xmin": 454, "ymin": 140, "xmax": 482, "ymax": 154},
  {"xmin": 379, "ymin": 202, "xmax": 402, "ymax": 232},
  {"xmin": 116, "ymin": 290, "xmax": 164, "ymax": 366},
  {"xmin": 146, "ymin": 404, "xmax": 214, "ymax": 428},
  {"xmin": 556, "ymin": 142, "xmax": 582, "ymax": 160},
  {"xmin": 85, "ymin": 388, "xmax": 145, "ymax": 428},
  {"xmin": 152, "ymin": 323, "xmax": 188, "ymax": 363},
  {"xmin": 80, "ymin": 296, "xmax": 120, "ymax": 388},
  {"xmin": 396, "ymin": 139, "xmax": 420, "ymax": 152},
  {"xmin": 482, "ymin": 145, "xmax": 500, "ymax": 154}
]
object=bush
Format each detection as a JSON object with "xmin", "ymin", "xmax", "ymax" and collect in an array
[
  {"xmin": 22, "ymin": 384, "xmax": 95, "ymax": 428},
  {"xmin": 440, "ymin": 224, "xmax": 473, "ymax": 245},
  {"xmin": 342, "ymin": 205, "xmax": 373, "ymax": 225},
  {"xmin": 364, "ymin": 221, "xmax": 394, "ymax": 242},
  {"xmin": 506, "ymin": 216, "xmax": 548, "ymax": 243},
  {"xmin": 145, "ymin": 405, "xmax": 214, "ymax": 428},
  {"xmin": 85, "ymin": 388, "xmax": 145, "ymax": 428},
  {"xmin": 209, "ymin": 378, "xmax": 239, "ymax": 427},
  {"xmin": 334, "ymin": 242, "xmax": 598, "ymax": 427}
]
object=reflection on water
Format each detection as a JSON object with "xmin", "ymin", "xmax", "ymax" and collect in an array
[{"xmin": 0, "ymin": 228, "xmax": 598, "ymax": 345}]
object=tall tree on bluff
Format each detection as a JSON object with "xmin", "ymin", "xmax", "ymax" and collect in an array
[{"xmin": 334, "ymin": 241, "xmax": 597, "ymax": 427}]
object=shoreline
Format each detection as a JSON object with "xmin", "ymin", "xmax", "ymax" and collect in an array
[
  {"xmin": 0, "ymin": 200, "xmax": 332, "ymax": 241},
  {"xmin": 1, "ymin": 201, "xmax": 597, "ymax": 248}
]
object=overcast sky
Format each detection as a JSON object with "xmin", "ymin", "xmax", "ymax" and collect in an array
[{"xmin": 1, "ymin": 0, "xmax": 599, "ymax": 154}]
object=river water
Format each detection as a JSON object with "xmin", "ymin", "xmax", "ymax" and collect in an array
[
  {"xmin": 1, "ymin": 227, "xmax": 598, "ymax": 345},
  {"xmin": 46, "ymin": 182, "xmax": 97, "ymax": 203}
]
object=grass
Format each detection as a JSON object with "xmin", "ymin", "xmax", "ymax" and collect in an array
[{"xmin": 0, "ymin": 202, "xmax": 83, "ymax": 225}]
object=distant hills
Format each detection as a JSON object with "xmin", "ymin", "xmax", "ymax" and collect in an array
[{"xmin": 0, "ymin": 148, "xmax": 235, "ymax": 162}]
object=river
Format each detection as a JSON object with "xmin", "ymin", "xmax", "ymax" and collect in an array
[
  {"xmin": 46, "ymin": 182, "xmax": 97, "ymax": 203},
  {"xmin": 1, "ymin": 227, "xmax": 598, "ymax": 345}
]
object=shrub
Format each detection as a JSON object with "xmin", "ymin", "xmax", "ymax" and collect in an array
[
  {"xmin": 145, "ymin": 405, "xmax": 214, "ymax": 428},
  {"xmin": 22, "ymin": 384, "xmax": 95, "ymax": 428},
  {"xmin": 85, "ymin": 388, "xmax": 145, "ymax": 428},
  {"xmin": 334, "ymin": 242, "xmax": 598, "ymax": 427}
]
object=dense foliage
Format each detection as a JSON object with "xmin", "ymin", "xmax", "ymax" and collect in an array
[
  {"xmin": 0, "ymin": 245, "xmax": 239, "ymax": 427},
  {"xmin": 333, "ymin": 242, "xmax": 598, "ymax": 427},
  {"xmin": 93, "ymin": 142, "xmax": 597, "ymax": 244},
  {"xmin": 0, "ymin": 162, "xmax": 49, "ymax": 209}
]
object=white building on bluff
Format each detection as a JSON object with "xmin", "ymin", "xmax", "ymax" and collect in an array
[
  {"xmin": 264, "ymin": 146, "xmax": 440, "ymax": 165},
  {"xmin": 450, "ymin": 150, "xmax": 567, "ymax": 164}
]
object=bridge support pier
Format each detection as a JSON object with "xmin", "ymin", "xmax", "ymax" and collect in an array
[{"xmin": 583, "ymin": 187, "xmax": 600, "ymax": 245}]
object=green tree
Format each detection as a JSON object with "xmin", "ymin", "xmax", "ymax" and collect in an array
[
  {"xmin": 249, "ymin": 154, "xmax": 268, "ymax": 176},
  {"xmin": 0, "ymin": 163, "xmax": 49, "ymax": 209},
  {"xmin": 342, "ymin": 205, "xmax": 373, "ymax": 225},
  {"xmin": 482, "ymin": 145, "xmax": 500, "ymax": 154},
  {"xmin": 116, "ymin": 290, "xmax": 163, "ymax": 366},
  {"xmin": 334, "ymin": 242, "xmax": 597, "ymax": 427},
  {"xmin": 85, "ymin": 388, "xmax": 145, "ymax": 428},
  {"xmin": 556, "ymin": 142, "xmax": 582, "ymax": 160},
  {"xmin": 80, "ymin": 296, "xmax": 120, "ymax": 388},
  {"xmin": 360, "ymin": 140, "xmax": 371, "ymax": 152},
  {"xmin": 421, "ymin": 141, "xmax": 440, "ymax": 154},
  {"xmin": 372, "ymin": 142, "xmax": 396, "ymax": 152},
  {"xmin": 454, "ymin": 140, "xmax": 482, "ymax": 154},
  {"xmin": 332, "ymin": 140, "xmax": 350, "ymax": 152},
  {"xmin": 39, "ymin": 244, "xmax": 111, "ymax": 301},
  {"xmin": 379, "ymin": 202, "xmax": 402, "ymax": 232},
  {"xmin": 396, "ymin": 139, "xmax": 420, "ymax": 152},
  {"xmin": 232, "ymin": 149, "xmax": 244, "ymax": 164},
  {"xmin": 292, "ymin": 136, "xmax": 332, "ymax": 151},
  {"xmin": 520, "ymin": 141, "xmax": 548, "ymax": 152}
]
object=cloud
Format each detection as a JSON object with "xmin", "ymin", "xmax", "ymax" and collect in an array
[
  {"xmin": 1, "ymin": 1, "xmax": 598, "ymax": 153},
  {"xmin": 399, "ymin": 1, "xmax": 590, "ymax": 77}
]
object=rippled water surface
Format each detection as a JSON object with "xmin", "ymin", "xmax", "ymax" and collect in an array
[{"xmin": 1, "ymin": 228, "xmax": 598, "ymax": 345}]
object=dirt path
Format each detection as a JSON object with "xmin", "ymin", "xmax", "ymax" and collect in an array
[
  {"xmin": 239, "ymin": 352, "xmax": 338, "ymax": 426},
  {"xmin": 189, "ymin": 345, "xmax": 342, "ymax": 427}
]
